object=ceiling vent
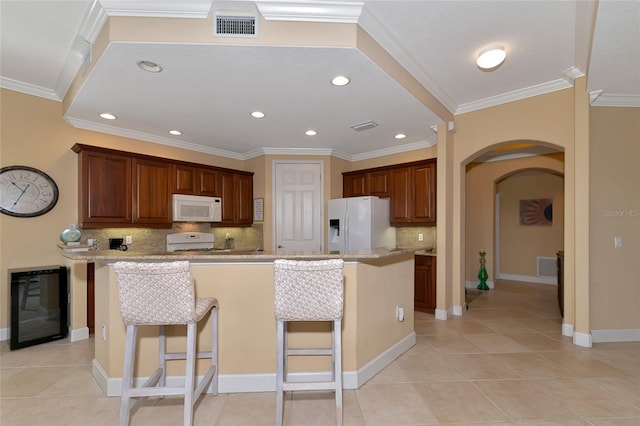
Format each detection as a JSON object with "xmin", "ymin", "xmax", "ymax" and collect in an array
[
  {"xmin": 350, "ymin": 121, "xmax": 378, "ymax": 132},
  {"xmin": 214, "ymin": 14, "xmax": 257, "ymax": 38}
]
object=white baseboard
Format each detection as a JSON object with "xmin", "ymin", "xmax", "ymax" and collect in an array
[
  {"xmin": 355, "ymin": 332, "xmax": 415, "ymax": 388},
  {"xmin": 592, "ymin": 328, "xmax": 640, "ymax": 343},
  {"xmin": 496, "ymin": 273, "xmax": 556, "ymax": 285},
  {"xmin": 69, "ymin": 327, "xmax": 89, "ymax": 342},
  {"xmin": 434, "ymin": 309, "xmax": 448, "ymax": 320},
  {"xmin": 452, "ymin": 305, "xmax": 464, "ymax": 316},
  {"xmin": 573, "ymin": 331, "xmax": 592, "ymax": 347},
  {"xmin": 93, "ymin": 332, "xmax": 416, "ymax": 396},
  {"xmin": 562, "ymin": 323, "xmax": 574, "ymax": 337},
  {"xmin": 0, "ymin": 327, "xmax": 9, "ymax": 341},
  {"xmin": 465, "ymin": 280, "xmax": 495, "ymax": 289}
]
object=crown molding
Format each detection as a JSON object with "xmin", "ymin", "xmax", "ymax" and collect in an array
[
  {"xmin": 255, "ymin": 1, "xmax": 363, "ymax": 23},
  {"xmin": 350, "ymin": 137, "xmax": 437, "ymax": 162},
  {"xmin": 0, "ymin": 77, "xmax": 61, "ymax": 102},
  {"xmin": 455, "ymin": 78, "xmax": 573, "ymax": 115},
  {"xmin": 98, "ymin": 1, "xmax": 213, "ymax": 18},
  {"xmin": 563, "ymin": 66, "xmax": 585, "ymax": 83},
  {"xmin": 590, "ymin": 93, "xmax": 640, "ymax": 107},
  {"xmin": 65, "ymin": 117, "xmax": 246, "ymax": 160},
  {"xmin": 65, "ymin": 116, "xmax": 434, "ymax": 162}
]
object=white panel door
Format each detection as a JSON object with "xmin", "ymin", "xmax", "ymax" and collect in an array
[{"xmin": 273, "ymin": 161, "xmax": 323, "ymax": 252}]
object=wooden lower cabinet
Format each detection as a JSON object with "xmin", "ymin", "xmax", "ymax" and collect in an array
[{"xmin": 414, "ymin": 255, "xmax": 436, "ymax": 314}]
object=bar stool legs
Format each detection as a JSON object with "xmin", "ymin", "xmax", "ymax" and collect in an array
[
  {"xmin": 275, "ymin": 318, "xmax": 343, "ymax": 426},
  {"xmin": 119, "ymin": 309, "xmax": 218, "ymax": 426}
]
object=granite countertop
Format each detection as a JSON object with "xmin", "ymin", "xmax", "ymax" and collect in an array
[
  {"xmin": 60, "ymin": 247, "xmax": 426, "ymax": 263},
  {"xmin": 415, "ymin": 248, "xmax": 437, "ymax": 256}
]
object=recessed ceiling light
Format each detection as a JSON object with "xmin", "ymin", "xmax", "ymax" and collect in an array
[
  {"xmin": 331, "ymin": 75, "xmax": 350, "ymax": 86},
  {"xmin": 168, "ymin": 130, "xmax": 182, "ymax": 136},
  {"xmin": 395, "ymin": 133, "xmax": 406, "ymax": 139},
  {"xmin": 476, "ymin": 45, "xmax": 506, "ymax": 70},
  {"xmin": 137, "ymin": 60, "xmax": 163, "ymax": 73},
  {"xmin": 251, "ymin": 111, "xmax": 265, "ymax": 118},
  {"xmin": 305, "ymin": 130, "xmax": 317, "ymax": 136},
  {"xmin": 99, "ymin": 113, "xmax": 116, "ymax": 120}
]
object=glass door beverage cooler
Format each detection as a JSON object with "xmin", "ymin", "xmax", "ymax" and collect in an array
[{"xmin": 10, "ymin": 266, "xmax": 68, "ymax": 350}]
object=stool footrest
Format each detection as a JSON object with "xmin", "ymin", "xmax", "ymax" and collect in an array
[
  {"xmin": 287, "ymin": 348, "xmax": 332, "ymax": 356},
  {"xmin": 163, "ymin": 351, "xmax": 214, "ymax": 361},
  {"xmin": 283, "ymin": 381, "xmax": 337, "ymax": 391},
  {"xmin": 195, "ymin": 366, "xmax": 217, "ymax": 398}
]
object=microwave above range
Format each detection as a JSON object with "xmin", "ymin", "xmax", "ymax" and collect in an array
[{"xmin": 172, "ymin": 194, "xmax": 222, "ymax": 222}]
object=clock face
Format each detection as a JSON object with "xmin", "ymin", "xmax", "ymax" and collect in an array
[{"xmin": 0, "ymin": 166, "xmax": 59, "ymax": 217}]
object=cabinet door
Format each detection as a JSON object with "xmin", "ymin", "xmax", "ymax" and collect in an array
[
  {"xmin": 79, "ymin": 150, "xmax": 132, "ymax": 227},
  {"xmin": 132, "ymin": 158, "xmax": 172, "ymax": 226},
  {"xmin": 219, "ymin": 171, "xmax": 236, "ymax": 225},
  {"xmin": 412, "ymin": 163, "xmax": 436, "ymax": 224},
  {"xmin": 389, "ymin": 167, "xmax": 412, "ymax": 224},
  {"xmin": 173, "ymin": 164, "xmax": 197, "ymax": 194},
  {"xmin": 236, "ymin": 173, "xmax": 253, "ymax": 225},
  {"xmin": 369, "ymin": 170, "xmax": 390, "ymax": 198},
  {"xmin": 414, "ymin": 255, "xmax": 436, "ymax": 313},
  {"xmin": 343, "ymin": 173, "xmax": 368, "ymax": 197},
  {"xmin": 197, "ymin": 168, "xmax": 219, "ymax": 196}
]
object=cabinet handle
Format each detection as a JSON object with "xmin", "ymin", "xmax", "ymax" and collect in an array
[{"xmin": 277, "ymin": 245, "xmax": 284, "ymax": 248}]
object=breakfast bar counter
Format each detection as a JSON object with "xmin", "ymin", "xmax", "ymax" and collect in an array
[{"xmin": 65, "ymin": 249, "xmax": 416, "ymax": 396}]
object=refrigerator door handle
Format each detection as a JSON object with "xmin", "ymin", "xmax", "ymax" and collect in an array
[{"xmin": 343, "ymin": 211, "xmax": 349, "ymax": 251}]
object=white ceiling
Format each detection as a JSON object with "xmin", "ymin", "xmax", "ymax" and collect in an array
[{"xmin": 1, "ymin": 0, "xmax": 638, "ymax": 161}]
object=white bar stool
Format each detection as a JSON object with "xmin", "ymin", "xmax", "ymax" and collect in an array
[
  {"xmin": 113, "ymin": 261, "xmax": 219, "ymax": 426},
  {"xmin": 273, "ymin": 259, "xmax": 344, "ymax": 426}
]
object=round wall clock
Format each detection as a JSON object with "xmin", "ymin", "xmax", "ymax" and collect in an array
[{"xmin": 0, "ymin": 165, "xmax": 59, "ymax": 217}]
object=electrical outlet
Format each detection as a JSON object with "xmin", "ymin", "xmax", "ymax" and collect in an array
[
  {"xmin": 125, "ymin": 235, "xmax": 132, "ymax": 244},
  {"xmin": 418, "ymin": 233, "xmax": 424, "ymax": 241},
  {"xmin": 614, "ymin": 236, "xmax": 622, "ymax": 248},
  {"xmin": 101, "ymin": 324, "xmax": 107, "ymax": 341},
  {"xmin": 395, "ymin": 305, "xmax": 405, "ymax": 321}
]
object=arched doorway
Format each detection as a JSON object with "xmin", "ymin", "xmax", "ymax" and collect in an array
[{"xmin": 462, "ymin": 142, "xmax": 564, "ymax": 320}]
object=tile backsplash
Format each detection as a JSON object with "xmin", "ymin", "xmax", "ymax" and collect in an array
[
  {"xmin": 395, "ymin": 226, "xmax": 436, "ymax": 249},
  {"xmin": 77, "ymin": 223, "xmax": 264, "ymax": 252}
]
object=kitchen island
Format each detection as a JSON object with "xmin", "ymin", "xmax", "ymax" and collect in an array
[{"xmin": 63, "ymin": 249, "xmax": 416, "ymax": 396}]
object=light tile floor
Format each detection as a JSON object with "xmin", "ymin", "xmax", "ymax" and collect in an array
[{"xmin": 2, "ymin": 280, "xmax": 639, "ymax": 425}]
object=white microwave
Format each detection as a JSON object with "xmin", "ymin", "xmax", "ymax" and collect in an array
[{"xmin": 172, "ymin": 194, "xmax": 222, "ymax": 222}]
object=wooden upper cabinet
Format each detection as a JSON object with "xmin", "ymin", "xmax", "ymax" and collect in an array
[
  {"xmin": 76, "ymin": 148, "xmax": 132, "ymax": 228},
  {"xmin": 132, "ymin": 158, "xmax": 172, "ymax": 226},
  {"xmin": 389, "ymin": 167, "xmax": 412, "ymax": 224},
  {"xmin": 342, "ymin": 169, "xmax": 389, "ymax": 198},
  {"xmin": 368, "ymin": 169, "xmax": 390, "ymax": 198},
  {"xmin": 345, "ymin": 159, "xmax": 436, "ymax": 226},
  {"xmin": 218, "ymin": 171, "xmax": 253, "ymax": 226},
  {"xmin": 173, "ymin": 164, "xmax": 197, "ymax": 194},
  {"xmin": 197, "ymin": 168, "xmax": 220, "ymax": 196},
  {"xmin": 172, "ymin": 165, "xmax": 220, "ymax": 196},
  {"xmin": 235, "ymin": 173, "xmax": 253, "ymax": 225},
  {"xmin": 219, "ymin": 172, "xmax": 236, "ymax": 226},
  {"xmin": 412, "ymin": 163, "xmax": 436, "ymax": 224},
  {"xmin": 343, "ymin": 173, "xmax": 369, "ymax": 197}
]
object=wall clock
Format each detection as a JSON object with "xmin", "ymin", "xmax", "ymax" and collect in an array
[{"xmin": 0, "ymin": 165, "xmax": 59, "ymax": 217}]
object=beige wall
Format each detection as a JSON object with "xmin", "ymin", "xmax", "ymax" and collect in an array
[
  {"xmin": 465, "ymin": 154, "xmax": 564, "ymax": 282},
  {"xmin": 497, "ymin": 171, "xmax": 564, "ymax": 276},
  {"xmin": 452, "ymin": 87, "xmax": 575, "ymax": 327},
  {"xmin": 589, "ymin": 107, "xmax": 640, "ymax": 330}
]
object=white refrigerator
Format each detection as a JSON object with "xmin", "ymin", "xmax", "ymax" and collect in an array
[{"xmin": 328, "ymin": 196, "xmax": 396, "ymax": 251}]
